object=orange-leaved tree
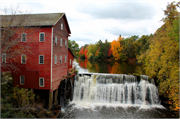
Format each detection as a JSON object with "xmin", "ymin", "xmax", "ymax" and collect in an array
[{"xmin": 111, "ymin": 35, "xmax": 123, "ymax": 60}]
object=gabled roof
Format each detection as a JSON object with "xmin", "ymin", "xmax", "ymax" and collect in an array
[
  {"xmin": 1, "ymin": 13, "xmax": 71, "ymax": 34},
  {"xmin": 68, "ymin": 48, "xmax": 75, "ymax": 57}
]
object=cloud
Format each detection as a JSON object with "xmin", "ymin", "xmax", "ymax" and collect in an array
[
  {"xmin": 2, "ymin": 0, "xmax": 174, "ymax": 48},
  {"xmin": 76, "ymin": 1, "xmax": 157, "ymax": 20}
]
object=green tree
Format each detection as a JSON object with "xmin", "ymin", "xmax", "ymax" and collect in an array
[
  {"xmin": 122, "ymin": 35, "xmax": 139, "ymax": 59},
  {"xmin": 68, "ymin": 40, "xmax": 80, "ymax": 57}
]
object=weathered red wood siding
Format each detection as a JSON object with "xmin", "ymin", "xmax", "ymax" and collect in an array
[
  {"xmin": 2, "ymin": 14, "xmax": 71, "ymax": 91},
  {"xmin": 68, "ymin": 49, "xmax": 74, "ymax": 69},
  {"xmin": 9, "ymin": 27, "xmax": 52, "ymax": 90},
  {"xmin": 52, "ymin": 15, "xmax": 70, "ymax": 91}
]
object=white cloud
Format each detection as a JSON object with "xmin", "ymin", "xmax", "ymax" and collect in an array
[{"xmin": 1, "ymin": 0, "xmax": 179, "ymax": 47}]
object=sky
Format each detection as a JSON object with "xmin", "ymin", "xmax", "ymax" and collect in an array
[{"xmin": 1, "ymin": 0, "xmax": 179, "ymax": 47}]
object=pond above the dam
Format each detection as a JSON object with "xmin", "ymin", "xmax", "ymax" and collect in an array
[{"xmin": 76, "ymin": 59, "xmax": 146, "ymax": 75}]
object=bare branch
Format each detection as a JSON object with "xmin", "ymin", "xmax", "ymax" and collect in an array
[{"xmin": 1, "ymin": 6, "xmax": 40, "ymax": 71}]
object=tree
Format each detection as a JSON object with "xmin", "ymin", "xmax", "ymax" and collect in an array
[
  {"xmin": 68, "ymin": 40, "xmax": 79, "ymax": 57},
  {"xmin": 87, "ymin": 44, "xmax": 97, "ymax": 60},
  {"xmin": 79, "ymin": 45, "xmax": 88, "ymax": 59},
  {"xmin": 138, "ymin": 1, "xmax": 179, "ymax": 114},
  {"xmin": 111, "ymin": 35, "xmax": 123, "ymax": 60},
  {"xmin": 1, "ymin": 7, "xmax": 39, "ymax": 71}
]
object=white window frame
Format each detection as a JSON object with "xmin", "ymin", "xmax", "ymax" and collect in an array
[
  {"xmin": 60, "ymin": 38, "xmax": 62, "ymax": 46},
  {"xmin": 21, "ymin": 33, "xmax": 26, "ymax": 42},
  {"xmin": 54, "ymin": 55, "xmax": 57, "ymax": 64},
  {"xmin": 61, "ymin": 23, "xmax": 63, "ymax": 30},
  {"xmin": 39, "ymin": 78, "xmax": 44, "ymax": 87},
  {"xmin": 55, "ymin": 36, "xmax": 57, "ymax": 46},
  {"xmin": 39, "ymin": 32, "xmax": 45, "ymax": 42},
  {"xmin": 60, "ymin": 55, "xmax": 62, "ymax": 63},
  {"xmin": 65, "ymin": 55, "xmax": 67, "ymax": 63},
  {"xmin": 39, "ymin": 55, "xmax": 44, "ymax": 64},
  {"xmin": 21, "ymin": 54, "xmax": 26, "ymax": 64},
  {"xmin": 2, "ymin": 54, "xmax": 6, "ymax": 63},
  {"xmin": 20, "ymin": 75, "xmax": 25, "ymax": 85},
  {"xmin": 70, "ymin": 59, "xmax": 71, "ymax": 66}
]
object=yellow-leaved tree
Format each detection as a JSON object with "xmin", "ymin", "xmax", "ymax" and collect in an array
[{"xmin": 138, "ymin": 1, "xmax": 179, "ymax": 114}]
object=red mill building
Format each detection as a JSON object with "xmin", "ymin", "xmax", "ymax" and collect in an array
[{"xmin": 1, "ymin": 13, "xmax": 76, "ymax": 109}]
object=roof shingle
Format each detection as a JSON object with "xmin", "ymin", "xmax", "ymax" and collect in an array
[{"xmin": 1, "ymin": 13, "xmax": 64, "ymax": 27}]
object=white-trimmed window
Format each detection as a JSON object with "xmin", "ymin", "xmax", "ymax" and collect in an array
[
  {"xmin": 20, "ymin": 75, "xmax": 25, "ymax": 85},
  {"xmin": 65, "ymin": 40, "xmax": 67, "ymax": 47},
  {"xmin": 55, "ymin": 36, "xmax": 57, "ymax": 46},
  {"xmin": 2, "ymin": 54, "xmax": 6, "ymax": 63},
  {"xmin": 70, "ymin": 59, "xmax": 71, "ymax": 66},
  {"xmin": 39, "ymin": 33, "xmax": 45, "ymax": 42},
  {"xmin": 21, "ymin": 33, "xmax": 26, "ymax": 42},
  {"xmin": 65, "ymin": 55, "xmax": 67, "ymax": 63},
  {"xmin": 39, "ymin": 78, "xmax": 44, "ymax": 87},
  {"xmin": 54, "ymin": 55, "xmax": 57, "ymax": 64},
  {"xmin": 61, "ymin": 23, "xmax": 63, "ymax": 30},
  {"xmin": 39, "ymin": 55, "xmax": 44, "ymax": 64},
  {"xmin": 21, "ymin": 55, "xmax": 26, "ymax": 64},
  {"xmin": 60, "ymin": 55, "xmax": 62, "ymax": 63},
  {"xmin": 60, "ymin": 38, "xmax": 62, "ymax": 46}
]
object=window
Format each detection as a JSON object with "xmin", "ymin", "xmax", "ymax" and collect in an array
[
  {"xmin": 60, "ymin": 55, "xmax": 62, "ymax": 63},
  {"xmin": 60, "ymin": 38, "xmax": 62, "ymax": 46},
  {"xmin": 39, "ymin": 78, "xmax": 44, "ymax": 87},
  {"xmin": 65, "ymin": 40, "xmax": 67, "ymax": 47},
  {"xmin": 70, "ymin": 59, "xmax": 71, "ymax": 66},
  {"xmin": 21, "ymin": 33, "xmax": 26, "ymax": 42},
  {"xmin": 2, "ymin": 54, "xmax": 6, "ymax": 63},
  {"xmin": 39, "ymin": 55, "xmax": 44, "ymax": 64},
  {"xmin": 55, "ymin": 36, "xmax": 57, "ymax": 46},
  {"xmin": 61, "ymin": 23, "xmax": 63, "ymax": 30},
  {"xmin": 54, "ymin": 55, "xmax": 57, "ymax": 64},
  {"xmin": 39, "ymin": 33, "xmax": 45, "ymax": 42},
  {"xmin": 21, "ymin": 55, "xmax": 26, "ymax": 64},
  {"xmin": 20, "ymin": 75, "xmax": 25, "ymax": 85},
  {"xmin": 65, "ymin": 55, "xmax": 67, "ymax": 63}
]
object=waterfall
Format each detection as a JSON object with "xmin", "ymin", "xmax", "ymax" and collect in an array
[{"xmin": 73, "ymin": 74, "xmax": 160, "ymax": 106}]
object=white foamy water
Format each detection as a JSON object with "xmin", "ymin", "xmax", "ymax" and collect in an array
[{"xmin": 72, "ymin": 74, "xmax": 162, "ymax": 108}]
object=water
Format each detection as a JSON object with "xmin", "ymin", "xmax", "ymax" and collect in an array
[
  {"xmin": 59, "ymin": 60, "xmax": 174, "ymax": 118},
  {"xmin": 76, "ymin": 58, "xmax": 146, "ymax": 75},
  {"xmin": 73, "ymin": 74, "xmax": 160, "ymax": 105}
]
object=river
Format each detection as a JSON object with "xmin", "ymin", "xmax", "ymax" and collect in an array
[{"xmin": 59, "ymin": 59, "xmax": 175, "ymax": 118}]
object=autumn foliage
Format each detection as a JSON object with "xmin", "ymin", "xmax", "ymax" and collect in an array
[
  {"xmin": 77, "ymin": 1, "xmax": 179, "ymax": 115},
  {"xmin": 95, "ymin": 47, "xmax": 101, "ymax": 56},
  {"xmin": 79, "ymin": 46, "xmax": 88, "ymax": 59},
  {"xmin": 111, "ymin": 35, "xmax": 123, "ymax": 60},
  {"xmin": 138, "ymin": 1, "xmax": 179, "ymax": 114},
  {"xmin": 108, "ymin": 48, "xmax": 112, "ymax": 57}
]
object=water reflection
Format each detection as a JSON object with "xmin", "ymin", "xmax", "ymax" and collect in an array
[{"xmin": 77, "ymin": 58, "xmax": 146, "ymax": 75}]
